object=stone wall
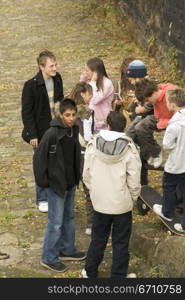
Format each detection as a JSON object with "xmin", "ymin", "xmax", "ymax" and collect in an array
[
  {"xmin": 118, "ymin": 0, "xmax": 185, "ymax": 78},
  {"xmin": 131, "ymin": 223, "xmax": 185, "ymax": 277}
]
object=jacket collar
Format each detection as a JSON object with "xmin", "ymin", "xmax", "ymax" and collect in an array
[
  {"xmin": 98, "ymin": 129, "xmax": 126, "ymax": 141},
  {"xmin": 35, "ymin": 70, "xmax": 45, "ymax": 85},
  {"xmin": 35, "ymin": 70, "xmax": 59, "ymax": 86},
  {"xmin": 50, "ymin": 117, "xmax": 79, "ymax": 141},
  {"xmin": 58, "ymin": 125, "xmax": 78, "ymax": 141}
]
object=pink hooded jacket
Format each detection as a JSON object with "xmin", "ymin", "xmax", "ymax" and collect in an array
[{"xmin": 80, "ymin": 74, "xmax": 114, "ymax": 131}]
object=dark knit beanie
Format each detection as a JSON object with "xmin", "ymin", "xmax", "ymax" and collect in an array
[{"xmin": 126, "ymin": 60, "xmax": 147, "ymax": 78}]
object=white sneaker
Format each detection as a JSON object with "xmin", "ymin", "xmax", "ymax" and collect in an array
[
  {"xmin": 85, "ymin": 228, "xmax": 92, "ymax": 235},
  {"xmin": 153, "ymin": 151, "xmax": 162, "ymax": 168},
  {"xmin": 81, "ymin": 268, "xmax": 88, "ymax": 278},
  {"xmin": 147, "ymin": 157, "xmax": 154, "ymax": 166},
  {"xmin": 174, "ymin": 223, "xmax": 185, "ymax": 233},
  {"xmin": 127, "ymin": 273, "xmax": 137, "ymax": 278},
  {"xmin": 38, "ymin": 201, "xmax": 48, "ymax": 213},
  {"xmin": 153, "ymin": 204, "xmax": 173, "ymax": 221}
]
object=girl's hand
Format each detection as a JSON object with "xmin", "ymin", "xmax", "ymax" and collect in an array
[
  {"xmin": 133, "ymin": 98, "xmax": 139, "ymax": 105},
  {"xmin": 91, "ymin": 72, "xmax": 98, "ymax": 81}
]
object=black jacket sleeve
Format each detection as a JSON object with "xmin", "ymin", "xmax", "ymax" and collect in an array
[
  {"xmin": 33, "ymin": 130, "xmax": 51, "ymax": 187},
  {"xmin": 58, "ymin": 73, "xmax": 64, "ymax": 101},
  {"xmin": 21, "ymin": 81, "xmax": 38, "ymax": 140},
  {"xmin": 54, "ymin": 73, "xmax": 64, "ymax": 102}
]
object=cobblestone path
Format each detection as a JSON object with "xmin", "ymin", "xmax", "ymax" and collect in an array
[{"xmin": 0, "ymin": 0, "xmax": 132, "ymax": 277}]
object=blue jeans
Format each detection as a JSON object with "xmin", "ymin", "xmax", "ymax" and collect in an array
[
  {"xmin": 42, "ymin": 187, "xmax": 77, "ymax": 263},
  {"xmin": 33, "ymin": 147, "xmax": 48, "ymax": 205},
  {"xmin": 35, "ymin": 183, "xmax": 48, "ymax": 205},
  {"xmin": 162, "ymin": 172, "xmax": 185, "ymax": 229}
]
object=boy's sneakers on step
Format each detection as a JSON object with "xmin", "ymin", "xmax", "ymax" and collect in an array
[
  {"xmin": 147, "ymin": 157, "xmax": 154, "ymax": 166},
  {"xmin": 153, "ymin": 204, "xmax": 173, "ymax": 221},
  {"xmin": 81, "ymin": 269, "xmax": 137, "ymax": 278},
  {"xmin": 40, "ymin": 261, "xmax": 68, "ymax": 272},
  {"xmin": 127, "ymin": 273, "xmax": 137, "ymax": 278},
  {"xmin": 85, "ymin": 228, "xmax": 92, "ymax": 235},
  {"xmin": 38, "ymin": 201, "xmax": 48, "ymax": 213},
  {"xmin": 60, "ymin": 251, "xmax": 86, "ymax": 261},
  {"xmin": 81, "ymin": 268, "xmax": 88, "ymax": 278},
  {"xmin": 153, "ymin": 151, "xmax": 162, "ymax": 168},
  {"xmin": 174, "ymin": 223, "xmax": 185, "ymax": 233}
]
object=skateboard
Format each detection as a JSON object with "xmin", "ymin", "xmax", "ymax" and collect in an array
[{"xmin": 137, "ymin": 185, "xmax": 185, "ymax": 236}]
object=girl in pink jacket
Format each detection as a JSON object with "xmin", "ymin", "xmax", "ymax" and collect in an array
[{"xmin": 80, "ymin": 57, "xmax": 114, "ymax": 131}]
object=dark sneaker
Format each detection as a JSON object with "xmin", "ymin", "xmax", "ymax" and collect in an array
[
  {"xmin": 60, "ymin": 251, "xmax": 86, "ymax": 261},
  {"xmin": 40, "ymin": 261, "xmax": 68, "ymax": 272}
]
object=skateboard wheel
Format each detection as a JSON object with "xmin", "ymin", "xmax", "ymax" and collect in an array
[{"xmin": 137, "ymin": 197, "xmax": 150, "ymax": 216}]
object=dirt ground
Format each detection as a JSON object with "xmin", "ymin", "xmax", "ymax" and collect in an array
[{"xmin": 0, "ymin": 0, "xmax": 176, "ymax": 278}]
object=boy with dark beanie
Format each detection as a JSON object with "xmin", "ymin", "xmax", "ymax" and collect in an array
[{"xmin": 124, "ymin": 60, "xmax": 154, "ymax": 185}]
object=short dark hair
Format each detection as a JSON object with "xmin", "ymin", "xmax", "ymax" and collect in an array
[
  {"xmin": 37, "ymin": 50, "xmax": 56, "ymax": 66},
  {"xmin": 59, "ymin": 98, "xmax": 77, "ymax": 114},
  {"xmin": 106, "ymin": 111, "xmax": 126, "ymax": 132},
  {"xmin": 135, "ymin": 78, "xmax": 158, "ymax": 102}
]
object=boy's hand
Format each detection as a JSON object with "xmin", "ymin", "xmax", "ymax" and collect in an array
[
  {"xmin": 135, "ymin": 105, "xmax": 147, "ymax": 114},
  {"xmin": 30, "ymin": 138, "xmax": 38, "ymax": 148}
]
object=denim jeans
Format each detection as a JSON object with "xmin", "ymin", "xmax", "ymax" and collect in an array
[
  {"xmin": 33, "ymin": 147, "xmax": 48, "ymax": 205},
  {"xmin": 35, "ymin": 183, "xmax": 48, "ymax": 205},
  {"xmin": 162, "ymin": 172, "xmax": 185, "ymax": 229},
  {"xmin": 85, "ymin": 210, "xmax": 132, "ymax": 278},
  {"xmin": 42, "ymin": 187, "xmax": 77, "ymax": 263}
]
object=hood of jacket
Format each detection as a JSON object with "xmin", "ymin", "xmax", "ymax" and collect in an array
[
  {"xmin": 50, "ymin": 117, "xmax": 78, "ymax": 140},
  {"xmin": 168, "ymin": 107, "xmax": 185, "ymax": 126},
  {"xmin": 50, "ymin": 116, "xmax": 66, "ymax": 128},
  {"xmin": 94, "ymin": 129, "xmax": 133, "ymax": 163},
  {"xmin": 35, "ymin": 70, "xmax": 61, "ymax": 86}
]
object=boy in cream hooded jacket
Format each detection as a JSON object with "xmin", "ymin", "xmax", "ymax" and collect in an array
[{"xmin": 82, "ymin": 111, "xmax": 141, "ymax": 278}]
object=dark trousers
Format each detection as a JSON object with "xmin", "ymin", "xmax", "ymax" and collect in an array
[
  {"xmin": 141, "ymin": 159, "xmax": 148, "ymax": 185},
  {"xmin": 162, "ymin": 172, "xmax": 185, "ymax": 229},
  {"xmin": 85, "ymin": 210, "xmax": 132, "ymax": 278},
  {"xmin": 126, "ymin": 115, "xmax": 161, "ymax": 160}
]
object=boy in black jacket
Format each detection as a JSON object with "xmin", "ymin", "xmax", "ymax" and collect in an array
[
  {"xmin": 21, "ymin": 50, "xmax": 64, "ymax": 212},
  {"xmin": 33, "ymin": 98, "xmax": 86, "ymax": 272}
]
